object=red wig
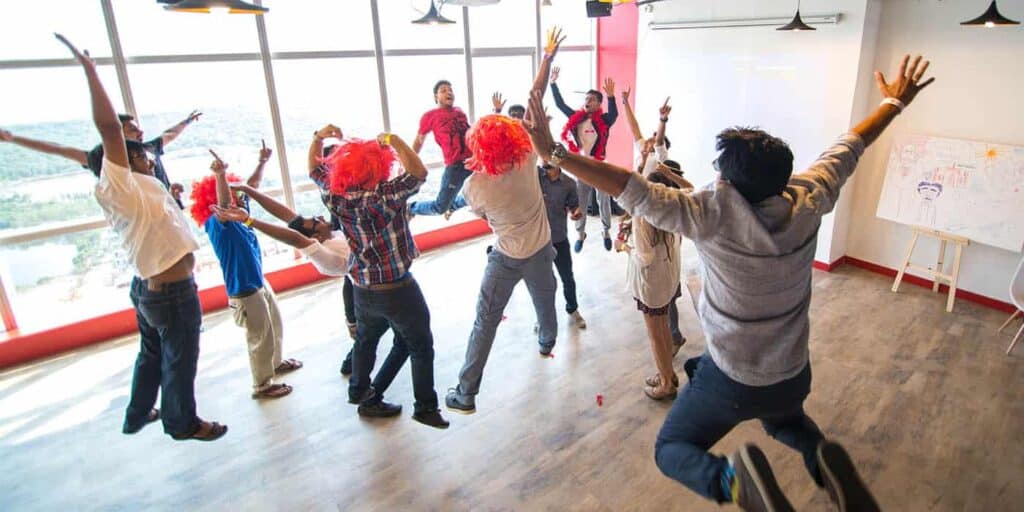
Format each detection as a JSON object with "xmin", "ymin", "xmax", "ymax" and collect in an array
[
  {"xmin": 322, "ymin": 139, "xmax": 396, "ymax": 194},
  {"xmin": 189, "ymin": 173, "xmax": 242, "ymax": 226},
  {"xmin": 466, "ymin": 114, "xmax": 533, "ymax": 176}
]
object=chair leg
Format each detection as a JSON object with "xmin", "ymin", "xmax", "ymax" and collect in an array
[
  {"xmin": 1008, "ymin": 322, "xmax": 1024, "ymax": 356},
  {"xmin": 999, "ymin": 309, "xmax": 1022, "ymax": 333}
]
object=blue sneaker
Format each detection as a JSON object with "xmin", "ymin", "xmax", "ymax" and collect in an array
[
  {"xmin": 603, "ymin": 236, "xmax": 612, "ymax": 251},
  {"xmin": 445, "ymin": 388, "xmax": 476, "ymax": 415},
  {"xmin": 574, "ymin": 238, "xmax": 584, "ymax": 253}
]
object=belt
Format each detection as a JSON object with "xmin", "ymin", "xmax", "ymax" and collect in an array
[
  {"xmin": 229, "ymin": 288, "xmax": 260, "ymax": 299},
  {"xmin": 353, "ymin": 277, "xmax": 412, "ymax": 291}
]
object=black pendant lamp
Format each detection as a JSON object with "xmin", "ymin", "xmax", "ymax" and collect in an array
[
  {"xmin": 162, "ymin": 0, "xmax": 268, "ymax": 14},
  {"xmin": 413, "ymin": 0, "xmax": 456, "ymax": 25},
  {"xmin": 777, "ymin": 0, "xmax": 815, "ymax": 31},
  {"xmin": 961, "ymin": 1, "xmax": 1019, "ymax": 28}
]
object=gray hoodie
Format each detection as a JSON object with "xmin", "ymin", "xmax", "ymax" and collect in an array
[{"xmin": 616, "ymin": 133, "xmax": 865, "ymax": 386}]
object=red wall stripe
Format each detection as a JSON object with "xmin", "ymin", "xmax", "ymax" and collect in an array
[{"xmin": 596, "ymin": 3, "xmax": 639, "ymax": 171}]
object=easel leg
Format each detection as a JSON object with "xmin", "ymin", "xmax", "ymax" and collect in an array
[
  {"xmin": 999, "ymin": 310, "xmax": 1021, "ymax": 333},
  {"xmin": 946, "ymin": 242, "xmax": 964, "ymax": 313},
  {"xmin": 1007, "ymin": 322, "xmax": 1024, "ymax": 355},
  {"xmin": 892, "ymin": 231, "xmax": 920, "ymax": 293},
  {"xmin": 933, "ymin": 240, "xmax": 947, "ymax": 293}
]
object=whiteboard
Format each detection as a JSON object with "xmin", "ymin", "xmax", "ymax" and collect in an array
[{"xmin": 876, "ymin": 134, "xmax": 1024, "ymax": 252}]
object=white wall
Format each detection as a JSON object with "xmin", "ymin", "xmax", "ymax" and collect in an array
[
  {"xmin": 635, "ymin": 0, "xmax": 872, "ymax": 264},
  {"xmin": 846, "ymin": 0, "xmax": 1024, "ymax": 301}
]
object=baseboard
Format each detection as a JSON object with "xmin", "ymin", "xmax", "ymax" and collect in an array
[{"xmin": 813, "ymin": 256, "xmax": 848, "ymax": 272}]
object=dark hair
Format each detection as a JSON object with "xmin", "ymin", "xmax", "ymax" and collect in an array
[
  {"xmin": 322, "ymin": 144, "xmax": 338, "ymax": 158},
  {"xmin": 86, "ymin": 140, "xmax": 148, "ymax": 177},
  {"xmin": 508, "ymin": 104, "xmax": 526, "ymax": 118},
  {"xmin": 715, "ymin": 127, "xmax": 793, "ymax": 204},
  {"xmin": 287, "ymin": 216, "xmax": 315, "ymax": 237},
  {"xmin": 585, "ymin": 89, "xmax": 604, "ymax": 104},
  {"xmin": 433, "ymin": 80, "xmax": 452, "ymax": 97},
  {"xmin": 117, "ymin": 113, "xmax": 134, "ymax": 123}
]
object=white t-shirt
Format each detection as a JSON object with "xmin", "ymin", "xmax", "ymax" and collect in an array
[
  {"xmin": 634, "ymin": 140, "xmax": 668, "ymax": 177},
  {"xmin": 95, "ymin": 158, "xmax": 199, "ymax": 279},
  {"xmin": 297, "ymin": 230, "xmax": 351, "ymax": 276},
  {"xmin": 463, "ymin": 153, "xmax": 551, "ymax": 259},
  {"xmin": 577, "ymin": 118, "xmax": 598, "ymax": 156}
]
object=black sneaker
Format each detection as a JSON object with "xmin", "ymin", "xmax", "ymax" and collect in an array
[
  {"xmin": 412, "ymin": 409, "xmax": 450, "ymax": 429},
  {"xmin": 340, "ymin": 353, "xmax": 353, "ymax": 377},
  {"xmin": 348, "ymin": 387, "xmax": 375, "ymax": 405},
  {"xmin": 539, "ymin": 341, "xmax": 555, "ymax": 357},
  {"xmin": 817, "ymin": 441, "xmax": 880, "ymax": 512},
  {"xmin": 445, "ymin": 388, "xmax": 476, "ymax": 415},
  {"xmin": 357, "ymin": 400, "xmax": 402, "ymax": 418},
  {"xmin": 731, "ymin": 444, "xmax": 795, "ymax": 512},
  {"xmin": 603, "ymin": 236, "xmax": 612, "ymax": 251}
]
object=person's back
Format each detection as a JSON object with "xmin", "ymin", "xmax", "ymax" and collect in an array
[
  {"xmin": 622, "ymin": 130, "xmax": 864, "ymax": 386},
  {"xmin": 464, "ymin": 153, "xmax": 550, "ymax": 258}
]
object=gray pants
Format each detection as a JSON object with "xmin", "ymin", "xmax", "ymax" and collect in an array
[
  {"xmin": 228, "ymin": 284, "xmax": 283, "ymax": 391},
  {"xmin": 456, "ymin": 245, "xmax": 558, "ymax": 397},
  {"xmin": 575, "ymin": 180, "xmax": 612, "ymax": 237}
]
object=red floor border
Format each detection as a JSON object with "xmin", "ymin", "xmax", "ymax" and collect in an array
[
  {"xmin": 0, "ymin": 219, "xmax": 491, "ymax": 369},
  {"xmin": 814, "ymin": 255, "xmax": 1014, "ymax": 314}
]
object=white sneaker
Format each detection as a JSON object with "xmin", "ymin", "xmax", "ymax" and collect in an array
[{"xmin": 570, "ymin": 310, "xmax": 587, "ymax": 329}]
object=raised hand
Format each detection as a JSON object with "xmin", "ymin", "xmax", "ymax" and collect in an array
[
  {"xmin": 258, "ymin": 139, "xmax": 272, "ymax": 162},
  {"xmin": 209, "ymin": 149, "xmax": 228, "ymax": 175},
  {"xmin": 659, "ymin": 97, "xmax": 672, "ymax": 119},
  {"xmin": 315, "ymin": 124, "xmax": 344, "ymax": 140},
  {"xmin": 186, "ymin": 110, "xmax": 203, "ymax": 124},
  {"xmin": 210, "ymin": 204, "xmax": 250, "ymax": 223},
  {"xmin": 875, "ymin": 54, "xmax": 934, "ymax": 107},
  {"xmin": 492, "ymin": 92, "xmax": 506, "ymax": 113},
  {"xmin": 550, "ymin": 66, "xmax": 560, "ymax": 83},
  {"xmin": 0, "ymin": 129, "xmax": 12, "ymax": 142},
  {"xmin": 54, "ymin": 33, "xmax": 94, "ymax": 68},
  {"xmin": 622, "ymin": 85, "xmax": 631, "ymax": 104},
  {"xmin": 544, "ymin": 26, "xmax": 567, "ymax": 57},
  {"xmin": 229, "ymin": 182, "xmax": 254, "ymax": 194},
  {"xmin": 602, "ymin": 77, "xmax": 615, "ymax": 97},
  {"xmin": 524, "ymin": 90, "xmax": 556, "ymax": 159},
  {"xmin": 170, "ymin": 183, "xmax": 184, "ymax": 202}
]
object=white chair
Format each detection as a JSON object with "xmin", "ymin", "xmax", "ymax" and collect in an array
[{"xmin": 998, "ymin": 255, "xmax": 1024, "ymax": 355}]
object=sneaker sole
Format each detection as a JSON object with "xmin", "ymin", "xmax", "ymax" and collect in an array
[
  {"xmin": 739, "ymin": 445, "xmax": 796, "ymax": 512},
  {"xmin": 817, "ymin": 442, "xmax": 880, "ymax": 512},
  {"xmin": 445, "ymin": 404, "xmax": 476, "ymax": 415}
]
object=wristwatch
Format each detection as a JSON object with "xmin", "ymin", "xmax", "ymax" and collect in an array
[{"xmin": 549, "ymin": 143, "xmax": 568, "ymax": 166}]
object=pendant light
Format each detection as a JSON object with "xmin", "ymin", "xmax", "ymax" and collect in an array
[
  {"xmin": 161, "ymin": 0, "xmax": 268, "ymax": 14},
  {"xmin": 961, "ymin": 1, "xmax": 1020, "ymax": 28},
  {"xmin": 777, "ymin": 0, "xmax": 815, "ymax": 31},
  {"xmin": 412, "ymin": 0, "xmax": 456, "ymax": 25}
]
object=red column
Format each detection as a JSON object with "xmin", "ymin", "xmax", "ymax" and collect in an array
[{"xmin": 596, "ymin": 3, "xmax": 639, "ymax": 170}]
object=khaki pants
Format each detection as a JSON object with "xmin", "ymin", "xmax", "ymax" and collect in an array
[{"xmin": 229, "ymin": 284, "xmax": 283, "ymax": 391}]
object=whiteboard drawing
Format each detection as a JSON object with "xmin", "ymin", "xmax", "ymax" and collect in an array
[{"xmin": 876, "ymin": 134, "xmax": 1024, "ymax": 252}]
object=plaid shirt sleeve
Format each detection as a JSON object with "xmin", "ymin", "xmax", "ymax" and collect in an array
[
  {"xmin": 378, "ymin": 173, "xmax": 424, "ymax": 203},
  {"xmin": 310, "ymin": 163, "xmax": 330, "ymax": 192}
]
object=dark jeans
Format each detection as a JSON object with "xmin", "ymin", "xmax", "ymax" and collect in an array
[
  {"xmin": 410, "ymin": 161, "xmax": 471, "ymax": 216},
  {"xmin": 669, "ymin": 298, "xmax": 682, "ymax": 342},
  {"xmin": 343, "ymin": 275, "xmax": 355, "ymax": 325},
  {"xmin": 350, "ymin": 274, "xmax": 438, "ymax": 413},
  {"xmin": 654, "ymin": 354, "xmax": 824, "ymax": 503},
  {"xmin": 552, "ymin": 239, "xmax": 578, "ymax": 313},
  {"xmin": 341, "ymin": 274, "xmax": 403, "ymax": 381},
  {"xmin": 125, "ymin": 276, "xmax": 202, "ymax": 436}
]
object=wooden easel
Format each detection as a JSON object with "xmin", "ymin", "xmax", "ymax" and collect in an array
[{"xmin": 891, "ymin": 226, "xmax": 970, "ymax": 312}]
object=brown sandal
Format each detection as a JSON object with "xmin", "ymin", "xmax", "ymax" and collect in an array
[
  {"xmin": 251, "ymin": 383, "xmax": 293, "ymax": 399},
  {"xmin": 171, "ymin": 419, "xmax": 228, "ymax": 441},
  {"xmin": 644, "ymin": 383, "xmax": 678, "ymax": 401},
  {"xmin": 274, "ymin": 358, "xmax": 303, "ymax": 375}
]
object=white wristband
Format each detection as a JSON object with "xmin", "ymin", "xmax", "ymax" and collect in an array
[{"xmin": 881, "ymin": 97, "xmax": 905, "ymax": 112}]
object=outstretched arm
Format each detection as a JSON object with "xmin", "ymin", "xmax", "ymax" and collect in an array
[
  {"xmin": 159, "ymin": 110, "xmax": 202, "ymax": 147},
  {"xmin": 56, "ymin": 34, "xmax": 127, "ymax": 168},
  {"xmin": 231, "ymin": 182, "xmax": 297, "ymax": 223},
  {"xmin": 0, "ymin": 130, "xmax": 88, "ymax": 167},
  {"xmin": 248, "ymin": 139, "xmax": 272, "ymax": 189},
  {"xmin": 492, "ymin": 92, "xmax": 506, "ymax": 114},
  {"xmin": 621, "ymin": 86, "xmax": 643, "ymax": 142},
  {"xmin": 212, "ymin": 205, "xmax": 314, "ymax": 249},
  {"xmin": 309, "ymin": 124, "xmax": 342, "ymax": 174},
  {"xmin": 531, "ymin": 27, "xmax": 565, "ymax": 98},
  {"xmin": 602, "ymin": 77, "xmax": 618, "ymax": 126},
  {"xmin": 655, "ymin": 97, "xmax": 670, "ymax": 147},
  {"xmin": 209, "ymin": 150, "xmax": 231, "ymax": 209},
  {"xmin": 853, "ymin": 54, "xmax": 934, "ymax": 147},
  {"xmin": 384, "ymin": 133, "xmax": 427, "ymax": 181}
]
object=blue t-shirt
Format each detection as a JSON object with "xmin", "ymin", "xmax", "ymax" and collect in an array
[{"xmin": 205, "ymin": 198, "xmax": 264, "ymax": 296}]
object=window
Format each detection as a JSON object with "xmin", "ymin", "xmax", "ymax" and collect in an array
[
  {"xmin": 469, "ymin": 3, "xmax": 537, "ymax": 49},
  {"xmin": 378, "ymin": 1, "xmax": 465, "ymax": 49},
  {"xmin": 383, "ymin": 55, "xmax": 468, "ymax": 163},
  {"xmin": 0, "ymin": 1, "xmax": 112, "ymax": 60},
  {"xmin": 541, "ymin": 1, "xmax": 594, "ymax": 47},
  {"xmin": 262, "ymin": 0, "xmax": 375, "ymax": 53},
  {"xmin": 112, "ymin": 0, "xmax": 260, "ymax": 56},
  {"xmin": 472, "ymin": 56, "xmax": 534, "ymax": 118}
]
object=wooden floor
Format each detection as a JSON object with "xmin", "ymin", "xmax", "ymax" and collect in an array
[{"xmin": 1, "ymin": 227, "xmax": 1022, "ymax": 511}]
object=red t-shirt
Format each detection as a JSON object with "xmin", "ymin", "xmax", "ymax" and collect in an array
[{"xmin": 418, "ymin": 106, "xmax": 471, "ymax": 166}]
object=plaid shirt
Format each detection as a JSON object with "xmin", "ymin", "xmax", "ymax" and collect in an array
[{"xmin": 311, "ymin": 164, "xmax": 422, "ymax": 286}]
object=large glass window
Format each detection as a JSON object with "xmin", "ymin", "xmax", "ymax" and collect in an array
[
  {"xmin": 0, "ymin": 1, "xmax": 112, "ymax": 60},
  {"xmin": 384, "ymin": 55, "xmax": 468, "ymax": 162},
  {"xmin": 542, "ymin": 1, "xmax": 594, "ymax": 47},
  {"xmin": 378, "ymin": 1, "xmax": 465, "ymax": 49},
  {"xmin": 469, "ymin": 3, "xmax": 537, "ymax": 49},
  {"xmin": 113, "ymin": 0, "xmax": 260, "ymax": 56},
  {"xmin": 472, "ymin": 56, "xmax": 534, "ymax": 117},
  {"xmin": 262, "ymin": 0, "xmax": 375, "ymax": 52}
]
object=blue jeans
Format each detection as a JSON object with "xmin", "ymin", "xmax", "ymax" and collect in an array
[
  {"xmin": 350, "ymin": 274, "xmax": 439, "ymax": 413},
  {"xmin": 552, "ymin": 239, "xmax": 578, "ymax": 313},
  {"xmin": 410, "ymin": 161, "xmax": 471, "ymax": 216},
  {"xmin": 654, "ymin": 354, "xmax": 824, "ymax": 502},
  {"xmin": 125, "ymin": 276, "xmax": 202, "ymax": 436},
  {"xmin": 456, "ymin": 245, "xmax": 558, "ymax": 398}
]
